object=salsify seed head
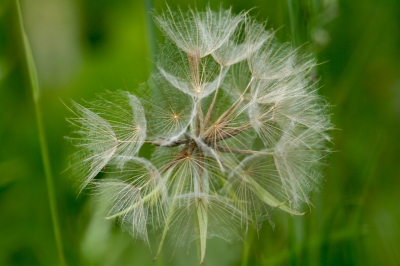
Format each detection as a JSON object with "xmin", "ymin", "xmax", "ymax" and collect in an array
[{"xmin": 66, "ymin": 6, "xmax": 331, "ymax": 264}]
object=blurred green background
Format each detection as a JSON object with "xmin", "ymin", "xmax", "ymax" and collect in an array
[{"xmin": 1, "ymin": 0, "xmax": 399, "ymax": 265}]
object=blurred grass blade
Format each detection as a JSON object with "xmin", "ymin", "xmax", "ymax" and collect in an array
[
  {"xmin": 21, "ymin": 31, "xmax": 39, "ymax": 101},
  {"xmin": 143, "ymin": 0, "xmax": 157, "ymax": 68},
  {"xmin": 241, "ymin": 228, "xmax": 255, "ymax": 266},
  {"xmin": 287, "ymin": 0, "xmax": 298, "ymax": 46},
  {"xmin": 14, "ymin": 0, "xmax": 66, "ymax": 265}
]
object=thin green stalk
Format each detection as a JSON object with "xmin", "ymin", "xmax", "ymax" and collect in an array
[
  {"xmin": 285, "ymin": 1, "xmax": 307, "ymax": 264},
  {"xmin": 14, "ymin": 0, "xmax": 66, "ymax": 265},
  {"xmin": 241, "ymin": 228, "xmax": 255, "ymax": 266},
  {"xmin": 143, "ymin": 0, "xmax": 157, "ymax": 68},
  {"xmin": 286, "ymin": 0, "xmax": 298, "ymax": 46}
]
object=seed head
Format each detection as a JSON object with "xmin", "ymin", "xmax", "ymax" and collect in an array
[{"xmin": 67, "ymin": 6, "xmax": 331, "ymax": 264}]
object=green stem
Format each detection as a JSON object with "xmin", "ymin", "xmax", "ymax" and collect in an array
[
  {"xmin": 143, "ymin": 0, "xmax": 157, "ymax": 68},
  {"xmin": 286, "ymin": 3, "xmax": 309, "ymax": 263},
  {"xmin": 14, "ymin": 1, "xmax": 66, "ymax": 265},
  {"xmin": 241, "ymin": 228, "xmax": 255, "ymax": 266},
  {"xmin": 286, "ymin": 0, "xmax": 298, "ymax": 46}
]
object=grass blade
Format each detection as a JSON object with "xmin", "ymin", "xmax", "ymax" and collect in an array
[{"xmin": 14, "ymin": 0, "xmax": 66, "ymax": 265}]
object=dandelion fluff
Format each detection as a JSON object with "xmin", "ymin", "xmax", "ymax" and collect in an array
[
  {"xmin": 67, "ymin": 6, "xmax": 331, "ymax": 264},
  {"xmin": 154, "ymin": 6, "xmax": 245, "ymax": 58},
  {"xmin": 66, "ymin": 101, "xmax": 118, "ymax": 190}
]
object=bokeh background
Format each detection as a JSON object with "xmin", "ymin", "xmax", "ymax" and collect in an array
[{"xmin": 1, "ymin": 0, "xmax": 399, "ymax": 265}]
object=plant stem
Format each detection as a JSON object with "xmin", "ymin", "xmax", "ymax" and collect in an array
[
  {"xmin": 14, "ymin": 0, "xmax": 66, "ymax": 265},
  {"xmin": 241, "ymin": 228, "xmax": 255, "ymax": 266},
  {"xmin": 143, "ymin": 0, "xmax": 157, "ymax": 69},
  {"xmin": 285, "ymin": 2, "xmax": 306, "ymax": 264},
  {"xmin": 287, "ymin": 0, "xmax": 298, "ymax": 46}
]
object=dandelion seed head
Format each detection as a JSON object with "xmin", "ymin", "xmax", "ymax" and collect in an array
[{"xmin": 66, "ymin": 6, "xmax": 332, "ymax": 264}]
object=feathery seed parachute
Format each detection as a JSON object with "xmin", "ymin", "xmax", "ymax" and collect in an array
[{"xmin": 67, "ymin": 6, "xmax": 331, "ymax": 264}]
